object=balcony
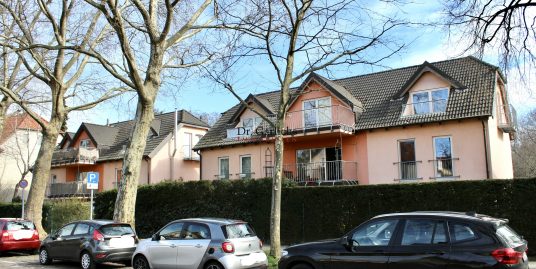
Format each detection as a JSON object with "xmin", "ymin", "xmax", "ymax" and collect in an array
[
  {"xmin": 182, "ymin": 145, "xmax": 200, "ymax": 161},
  {"xmin": 394, "ymin": 161, "xmax": 422, "ymax": 181},
  {"xmin": 46, "ymin": 181, "xmax": 93, "ymax": 198},
  {"xmin": 226, "ymin": 105, "xmax": 355, "ymax": 139},
  {"xmin": 497, "ymin": 104, "xmax": 517, "ymax": 133},
  {"xmin": 401, "ymin": 98, "xmax": 448, "ymax": 117},
  {"xmin": 264, "ymin": 160, "xmax": 358, "ymax": 186},
  {"xmin": 428, "ymin": 158, "xmax": 460, "ymax": 179},
  {"xmin": 51, "ymin": 147, "xmax": 99, "ymax": 166}
]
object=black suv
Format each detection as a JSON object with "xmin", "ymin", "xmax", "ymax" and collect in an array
[
  {"xmin": 279, "ymin": 212, "xmax": 529, "ymax": 269},
  {"xmin": 39, "ymin": 220, "xmax": 137, "ymax": 269}
]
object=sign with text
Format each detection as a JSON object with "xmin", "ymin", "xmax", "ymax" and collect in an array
[{"xmin": 87, "ymin": 172, "xmax": 99, "ymax": 190}]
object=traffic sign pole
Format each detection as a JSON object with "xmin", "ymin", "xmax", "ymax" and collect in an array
[
  {"xmin": 86, "ymin": 172, "xmax": 99, "ymax": 220},
  {"xmin": 21, "ymin": 188, "xmax": 24, "ymax": 219},
  {"xmin": 90, "ymin": 189, "xmax": 93, "ymax": 220},
  {"xmin": 19, "ymin": 179, "xmax": 28, "ymax": 219}
]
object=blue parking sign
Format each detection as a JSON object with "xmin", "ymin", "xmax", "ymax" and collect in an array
[{"xmin": 87, "ymin": 172, "xmax": 99, "ymax": 190}]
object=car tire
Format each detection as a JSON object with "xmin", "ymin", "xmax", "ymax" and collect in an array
[
  {"xmin": 204, "ymin": 261, "xmax": 224, "ymax": 269},
  {"xmin": 133, "ymin": 255, "xmax": 150, "ymax": 269},
  {"xmin": 80, "ymin": 251, "xmax": 96, "ymax": 269},
  {"xmin": 291, "ymin": 263, "xmax": 313, "ymax": 269},
  {"xmin": 39, "ymin": 248, "xmax": 52, "ymax": 265}
]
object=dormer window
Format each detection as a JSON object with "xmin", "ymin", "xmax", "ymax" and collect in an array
[
  {"xmin": 243, "ymin": 117, "xmax": 262, "ymax": 132},
  {"xmin": 80, "ymin": 139, "xmax": 91, "ymax": 148},
  {"xmin": 406, "ymin": 88, "xmax": 449, "ymax": 115}
]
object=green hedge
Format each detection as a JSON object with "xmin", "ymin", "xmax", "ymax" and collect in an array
[
  {"xmin": 94, "ymin": 178, "xmax": 536, "ymax": 255},
  {"xmin": 0, "ymin": 200, "xmax": 90, "ymax": 233}
]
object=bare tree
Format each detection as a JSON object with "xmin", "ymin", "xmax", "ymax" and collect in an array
[
  {"xmin": 73, "ymin": 0, "xmax": 217, "ymax": 226},
  {"xmin": 0, "ymin": 0, "xmax": 126, "ymax": 235},
  {"xmin": 444, "ymin": 0, "xmax": 536, "ymax": 78},
  {"xmin": 210, "ymin": 0, "xmax": 406, "ymax": 257},
  {"xmin": 512, "ymin": 109, "xmax": 536, "ymax": 177}
]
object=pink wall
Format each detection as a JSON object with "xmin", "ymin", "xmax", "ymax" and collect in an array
[{"xmin": 200, "ymin": 143, "xmax": 275, "ymax": 180}]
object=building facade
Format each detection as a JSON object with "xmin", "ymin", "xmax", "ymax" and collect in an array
[
  {"xmin": 194, "ymin": 57, "xmax": 515, "ymax": 185},
  {"xmin": 49, "ymin": 110, "xmax": 209, "ymax": 197}
]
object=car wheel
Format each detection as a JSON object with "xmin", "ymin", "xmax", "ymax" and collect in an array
[
  {"xmin": 205, "ymin": 261, "xmax": 224, "ymax": 269},
  {"xmin": 80, "ymin": 251, "xmax": 96, "ymax": 269},
  {"xmin": 133, "ymin": 255, "xmax": 150, "ymax": 269},
  {"xmin": 39, "ymin": 248, "xmax": 52, "ymax": 265},
  {"xmin": 291, "ymin": 263, "xmax": 313, "ymax": 269}
]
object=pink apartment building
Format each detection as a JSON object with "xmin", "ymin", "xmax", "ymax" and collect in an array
[
  {"xmin": 48, "ymin": 110, "xmax": 209, "ymax": 197},
  {"xmin": 194, "ymin": 57, "xmax": 516, "ymax": 185}
]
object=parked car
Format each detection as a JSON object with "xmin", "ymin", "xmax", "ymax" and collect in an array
[
  {"xmin": 39, "ymin": 219, "xmax": 137, "ymax": 269},
  {"xmin": 0, "ymin": 218, "xmax": 40, "ymax": 254},
  {"xmin": 279, "ymin": 211, "xmax": 529, "ymax": 269},
  {"xmin": 132, "ymin": 218, "xmax": 267, "ymax": 269}
]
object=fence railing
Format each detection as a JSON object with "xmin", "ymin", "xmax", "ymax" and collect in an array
[
  {"xmin": 401, "ymin": 99, "xmax": 448, "ymax": 116},
  {"xmin": 47, "ymin": 181, "xmax": 93, "ymax": 197},
  {"xmin": 264, "ymin": 160, "xmax": 358, "ymax": 185},
  {"xmin": 394, "ymin": 161, "xmax": 422, "ymax": 181},
  {"xmin": 51, "ymin": 147, "xmax": 99, "ymax": 166},
  {"xmin": 497, "ymin": 104, "xmax": 517, "ymax": 133},
  {"xmin": 428, "ymin": 158, "xmax": 459, "ymax": 179}
]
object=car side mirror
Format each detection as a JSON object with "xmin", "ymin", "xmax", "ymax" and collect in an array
[
  {"xmin": 151, "ymin": 234, "xmax": 160, "ymax": 241},
  {"xmin": 341, "ymin": 236, "xmax": 350, "ymax": 247}
]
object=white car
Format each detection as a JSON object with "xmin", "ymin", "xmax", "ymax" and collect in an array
[{"xmin": 132, "ymin": 218, "xmax": 268, "ymax": 269}]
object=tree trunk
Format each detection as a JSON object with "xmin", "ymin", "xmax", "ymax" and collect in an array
[
  {"xmin": 113, "ymin": 100, "xmax": 155, "ymax": 227},
  {"xmin": 0, "ymin": 98, "xmax": 11, "ymax": 138},
  {"xmin": 269, "ymin": 117, "xmax": 285, "ymax": 258},
  {"xmin": 25, "ymin": 121, "xmax": 61, "ymax": 237}
]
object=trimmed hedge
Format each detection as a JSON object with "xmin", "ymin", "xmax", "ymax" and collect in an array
[
  {"xmin": 94, "ymin": 178, "xmax": 536, "ymax": 255},
  {"xmin": 0, "ymin": 200, "xmax": 90, "ymax": 233}
]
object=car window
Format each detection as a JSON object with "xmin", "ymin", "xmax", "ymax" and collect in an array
[
  {"xmin": 351, "ymin": 219, "xmax": 398, "ymax": 246},
  {"xmin": 223, "ymin": 223, "xmax": 256, "ymax": 239},
  {"xmin": 159, "ymin": 222, "xmax": 184, "ymax": 240},
  {"xmin": 181, "ymin": 223, "xmax": 211, "ymax": 240},
  {"xmin": 73, "ymin": 223, "xmax": 90, "ymax": 235},
  {"xmin": 59, "ymin": 223, "xmax": 76, "ymax": 237},
  {"xmin": 401, "ymin": 219, "xmax": 447, "ymax": 246},
  {"xmin": 450, "ymin": 223, "xmax": 477, "ymax": 243},
  {"xmin": 100, "ymin": 224, "xmax": 135, "ymax": 236},
  {"xmin": 496, "ymin": 225, "xmax": 524, "ymax": 248},
  {"xmin": 6, "ymin": 221, "xmax": 35, "ymax": 231}
]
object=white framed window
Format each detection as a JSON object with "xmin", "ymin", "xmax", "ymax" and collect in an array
[
  {"xmin": 218, "ymin": 157, "xmax": 229, "ymax": 180},
  {"xmin": 303, "ymin": 97, "xmax": 332, "ymax": 128},
  {"xmin": 80, "ymin": 139, "xmax": 91, "ymax": 148},
  {"xmin": 239, "ymin": 155, "xmax": 252, "ymax": 179},
  {"xmin": 410, "ymin": 88, "xmax": 449, "ymax": 115},
  {"xmin": 183, "ymin": 132, "xmax": 192, "ymax": 158},
  {"xmin": 433, "ymin": 136, "xmax": 454, "ymax": 178}
]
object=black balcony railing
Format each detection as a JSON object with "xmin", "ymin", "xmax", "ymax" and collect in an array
[
  {"xmin": 47, "ymin": 181, "xmax": 94, "ymax": 197},
  {"xmin": 394, "ymin": 161, "xmax": 422, "ymax": 181},
  {"xmin": 264, "ymin": 160, "xmax": 358, "ymax": 185},
  {"xmin": 428, "ymin": 158, "xmax": 459, "ymax": 179}
]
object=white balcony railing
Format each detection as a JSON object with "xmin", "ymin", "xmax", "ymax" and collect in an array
[
  {"xmin": 182, "ymin": 145, "xmax": 200, "ymax": 160},
  {"xmin": 401, "ymin": 99, "xmax": 448, "ymax": 116},
  {"xmin": 51, "ymin": 147, "xmax": 99, "ymax": 166},
  {"xmin": 497, "ymin": 104, "xmax": 517, "ymax": 133},
  {"xmin": 226, "ymin": 105, "xmax": 355, "ymax": 139}
]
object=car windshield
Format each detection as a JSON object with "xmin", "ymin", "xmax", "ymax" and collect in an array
[
  {"xmin": 100, "ymin": 224, "xmax": 135, "ymax": 236},
  {"xmin": 223, "ymin": 223, "xmax": 256, "ymax": 239},
  {"xmin": 496, "ymin": 225, "xmax": 524, "ymax": 248},
  {"xmin": 6, "ymin": 221, "xmax": 35, "ymax": 231}
]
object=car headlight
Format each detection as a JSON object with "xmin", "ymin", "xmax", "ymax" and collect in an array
[{"xmin": 281, "ymin": 250, "xmax": 288, "ymax": 257}]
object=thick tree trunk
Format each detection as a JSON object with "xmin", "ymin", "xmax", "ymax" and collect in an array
[
  {"xmin": 269, "ymin": 118, "xmax": 285, "ymax": 258},
  {"xmin": 0, "ymin": 98, "xmax": 12, "ymax": 137},
  {"xmin": 113, "ymin": 100, "xmax": 155, "ymax": 227},
  {"xmin": 25, "ymin": 121, "xmax": 61, "ymax": 237}
]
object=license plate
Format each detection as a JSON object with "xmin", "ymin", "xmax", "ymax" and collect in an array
[
  {"xmin": 109, "ymin": 236, "xmax": 134, "ymax": 248},
  {"xmin": 240, "ymin": 252, "xmax": 266, "ymax": 266},
  {"xmin": 12, "ymin": 230, "xmax": 33, "ymax": 240}
]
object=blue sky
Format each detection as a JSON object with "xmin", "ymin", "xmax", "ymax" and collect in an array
[{"xmin": 65, "ymin": 0, "xmax": 536, "ymax": 131}]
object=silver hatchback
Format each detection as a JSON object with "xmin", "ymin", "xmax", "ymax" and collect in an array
[{"xmin": 132, "ymin": 218, "xmax": 268, "ymax": 269}]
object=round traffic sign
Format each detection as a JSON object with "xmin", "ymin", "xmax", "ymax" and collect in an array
[{"xmin": 19, "ymin": 179, "xmax": 28, "ymax": 189}]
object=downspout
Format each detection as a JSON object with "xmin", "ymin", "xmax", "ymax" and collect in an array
[
  {"xmin": 170, "ymin": 109, "xmax": 178, "ymax": 180},
  {"xmin": 197, "ymin": 149, "xmax": 202, "ymax": 180},
  {"xmin": 147, "ymin": 158, "xmax": 151, "ymax": 184},
  {"xmin": 481, "ymin": 119, "xmax": 491, "ymax": 179}
]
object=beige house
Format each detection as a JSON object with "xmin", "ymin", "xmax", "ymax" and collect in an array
[
  {"xmin": 0, "ymin": 113, "xmax": 44, "ymax": 202},
  {"xmin": 49, "ymin": 110, "xmax": 209, "ymax": 197},
  {"xmin": 194, "ymin": 57, "xmax": 515, "ymax": 185}
]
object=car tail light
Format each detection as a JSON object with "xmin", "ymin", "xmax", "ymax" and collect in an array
[
  {"xmin": 491, "ymin": 248, "xmax": 523, "ymax": 264},
  {"xmin": 222, "ymin": 242, "xmax": 234, "ymax": 253},
  {"xmin": 1, "ymin": 232, "xmax": 9, "ymax": 241},
  {"xmin": 93, "ymin": 230, "xmax": 105, "ymax": 242},
  {"xmin": 32, "ymin": 230, "xmax": 39, "ymax": 240}
]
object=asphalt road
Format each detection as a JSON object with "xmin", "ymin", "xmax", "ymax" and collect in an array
[
  {"xmin": 0, "ymin": 252, "xmax": 535, "ymax": 268},
  {"xmin": 0, "ymin": 252, "xmax": 129, "ymax": 269}
]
